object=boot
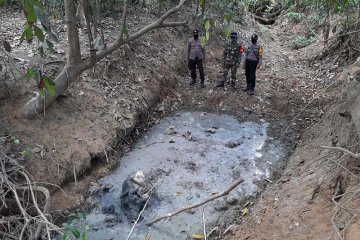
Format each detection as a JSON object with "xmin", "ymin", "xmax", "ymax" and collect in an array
[
  {"xmin": 248, "ymin": 89, "xmax": 255, "ymax": 95},
  {"xmin": 230, "ymin": 80, "xmax": 236, "ymax": 89},
  {"xmin": 216, "ymin": 80, "xmax": 225, "ymax": 87},
  {"xmin": 189, "ymin": 79, "xmax": 196, "ymax": 86},
  {"xmin": 243, "ymin": 86, "xmax": 250, "ymax": 92},
  {"xmin": 200, "ymin": 82, "xmax": 205, "ymax": 88}
]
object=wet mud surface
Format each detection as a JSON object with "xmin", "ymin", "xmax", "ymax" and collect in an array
[{"xmin": 83, "ymin": 112, "xmax": 286, "ymax": 239}]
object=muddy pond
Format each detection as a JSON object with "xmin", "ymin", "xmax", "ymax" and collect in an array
[{"xmin": 82, "ymin": 111, "xmax": 285, "ymax": 240}]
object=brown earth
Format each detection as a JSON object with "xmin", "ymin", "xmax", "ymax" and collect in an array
[{"xmin": 1, "ymin": 7, "xmax": 360, "ymax": 240}]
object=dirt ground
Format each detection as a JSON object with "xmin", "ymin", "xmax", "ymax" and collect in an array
[{"xmin": 1, "ymin": 7, "xmax": 360, "ymax": 240}]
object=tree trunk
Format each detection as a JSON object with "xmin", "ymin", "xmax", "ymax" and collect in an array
[
  {"xmin": 323, "ymin": 9, "xmax": 331, "ymax": 47},
  {"xmin": 253, "ymin": 14, "xmax": 276, "ymax": 25},
  {"xmin": 357, "ymin": 1, "xmax": 360, "ymax": 41},
  {"xmin": 201, "ymin": 0, "xmax": 206, "ymax": 18},
  {"xmin": 76, "ymin": 0, "xmax": 86, "ymax": 26},
  {"xmin": 21, "ymin": 0, "xmax": 187, "ymax": 118},
  {"xmin": 65, "ymin": 0, "xmax": 82, "ymax": 65}
]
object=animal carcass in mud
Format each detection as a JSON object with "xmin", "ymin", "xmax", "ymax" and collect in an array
[{"xmin": 120, "ymin": 171, "xmax": 153, "ymax": 221}]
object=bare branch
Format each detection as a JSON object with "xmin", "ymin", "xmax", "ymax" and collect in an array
[
  {"xmin": 95, "ymin": 0, "xmax": 187, "ymax": 62},
  {"xmin": 124, "ymin": 21, "xmax": 187, "ymax": 43},
  {"xmin": 147, "ymin": 179, "xmax": 244, "ymax": 226},
  {"xmin": 321, "ymin": 146, "xmax": 360, "ymax": 159}
]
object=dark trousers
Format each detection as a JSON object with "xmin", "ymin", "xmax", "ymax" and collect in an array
[
  {"xmin": 188, "ymin": 58, "xmax": 205, "ymax": 83},
  {"xmin": 245, "ymin": 59, "xmax": 258, "ymax": 90}
]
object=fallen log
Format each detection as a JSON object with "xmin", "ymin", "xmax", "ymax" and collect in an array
[
  {"xmin": 253, "ymin": 14, "xmax": 276, "ymax": 25},
  {"xmin": 263, "ymin": 8, "xmax": 282, "ymax": 18}
]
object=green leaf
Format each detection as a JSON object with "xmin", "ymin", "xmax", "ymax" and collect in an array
[
  {"xmin": 82, "ymin": 226, "xmax": 89, "ymax": 240},
  {"xmin": 63, "ymin": 232, "xmax": 69, "ymax": 240},
  {"xmin": 200, "ymin": 36, "xmax": 206, "ymax": 47},
  {"xmin": 33, "ymin": 25, "xmax": 45, "ymax": 42},
  {"xmin": 20, "ymin": 148, "xmax": 33, "ymax": 157},
  {"xmin": 20, "ymin": 24, "xmax": 34, "ymax": 43},
  {"xmin": 0, "ymin": 0, "xmax": 5, "ymax": 7},
  {"xmin": 14, "ymin": 139, "xmax": 20, "ymax": 144},
  {"xmin": 25, "ymin": 67, "xmax": 37, "ymax": 80},
  {"xmin": 123, "ymin": 27, "xmax": 129, "ymax": 36},
  {"xmin": 23, "ymin": 0, "xmax": 36, "ymax": 25},
  {"xmin": 72, "ymin": 229, "xmax": 80, "ymax": 238},
  {"xmin": 38, "ymin": 45, "xmax": 45, "ymax": 58},
  {"xmin": 46, "ymin": 39, "xmax": 54, "ymax": 51},
  {"xmin": 205, "ymin": 31, "xmax": 210, "ymax": 41},
  {"xmin": 224, "ymin": 26, "xmax": 231, "ymax": 38},
  {"xmin": 224, "ymin": 12, "xmax": 232, "ymax": 25},
  {"xmin": 42, "ymin": 75, "xmax": 55, "ymax": 96},
  {"xmin": 214, "ymin": 19, "xmax": 218, "ymax": 28},
  {"xmin": 204, "ymin": 19, "xmax": 211, "ymax": 32}
]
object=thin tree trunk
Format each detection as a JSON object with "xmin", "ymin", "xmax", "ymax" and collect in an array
[
  {"xmin": 323, "ymin": 9, "xmax": 331, "ymax": 47},
  {"xmin": 65, "ymin": 0, "xmax": 82, "ymax": 65},
  {"xmin": 196, "ymin": 0, "xmax": 199, "ymax": 14},
  {"xmin": 357, "ymin": 1, "xmax": 360, "ymax": 41},
  {"xmin": 201, "ymin": 0, "xmax": 206, "ymax": 18}
]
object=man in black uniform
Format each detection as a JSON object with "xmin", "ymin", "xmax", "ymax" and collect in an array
[
  {"xmin": 244, "ymin": 33, "xmax": 263, "ymax": 95},
  {"xmin": 186, "ymin": 30, "xmax": 206, "ymax": 88}
]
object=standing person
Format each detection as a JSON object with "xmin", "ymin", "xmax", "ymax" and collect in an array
[
  {"xmin": 187, "ymin": 29, "xmax": 206, "ymax": 88},
  {"xmin": 244, "ymin": 33, "xmax": 263, "ymax": 95},
  {"xmin": 217, "ymin": 31, "xmax": 244, "ymax": 89}
]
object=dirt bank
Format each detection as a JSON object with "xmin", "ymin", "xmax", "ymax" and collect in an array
[{"xmin": 2, "ymin": 6, "xmax": 358, "ymax": 240}]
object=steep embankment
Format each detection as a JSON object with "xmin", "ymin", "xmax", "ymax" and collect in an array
[
  {"xmin": 0, "ymin": 9, "xmax": 187, "ymax": 209},
  {"xmin": 225, "ymin": 15, "xmax": 360, "ymax": 240}
]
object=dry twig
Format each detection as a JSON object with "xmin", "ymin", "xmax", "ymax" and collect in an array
[
  {"xmin": 147, "ymin": 178, "xmax": 244, "ymax": 226},
  {"xmin": 321, "ymin": 146, "xmax": 360, "ymax": 159}
]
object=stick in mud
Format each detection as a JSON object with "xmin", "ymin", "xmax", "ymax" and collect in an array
[{"xmin": 147, "ymin": 178, "xmax": 244, "ymax": 226}]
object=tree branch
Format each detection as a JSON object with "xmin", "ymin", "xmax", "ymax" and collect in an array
[
  {"xmin": 321, "ymin": 146, "xmax": 360, "ymax": 158},
  {"xmin": 147, "ymin": 179, "xmax": 244, "ymax": 226},
  {"xmin": 95, "ymin": 0, "xmax": 187, "ymax": 62}
]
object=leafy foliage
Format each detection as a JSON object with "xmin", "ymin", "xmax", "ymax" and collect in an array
[
  {"xmin": 62, "ymin": 211, "xmax": 89, "ymax": 240},
  {"xmin": 286, "ymin": 12, "xmax": 303, "ymax": 23},
  {"xmin": 289, "ymin": 36, "xmax": 315, "ymax": 49}
]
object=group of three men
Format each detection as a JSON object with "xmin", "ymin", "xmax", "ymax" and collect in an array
[{"xmin": 186, "ymin": 29, "xmax": 263, "ymax": 95}]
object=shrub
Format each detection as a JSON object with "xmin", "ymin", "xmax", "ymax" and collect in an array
[
  {"xmin": 286, "ymin": 12, "xmax": 304, "ymax": 23},
  {"xmin": 289, "ymin": 36, "xmax": 315, "ymax": 49}
]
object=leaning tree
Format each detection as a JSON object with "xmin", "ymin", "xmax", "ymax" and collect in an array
[{"xmin": 21, "ymin": 0, "xmax": 187, "ymax": 117}]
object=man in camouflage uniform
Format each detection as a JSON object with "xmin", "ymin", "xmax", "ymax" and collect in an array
[{"xmin": 217, "ymin": 31, "xmax": 244, "ymax": 88}]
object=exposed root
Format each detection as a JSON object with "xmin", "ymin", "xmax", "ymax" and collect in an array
[
  {"xmin": 0, "ymin": 151, "xmax": 62, "ymax": 239},
  {"xmin": 321, "ymin": 146, "xmax": 360, "ymax": 159}
]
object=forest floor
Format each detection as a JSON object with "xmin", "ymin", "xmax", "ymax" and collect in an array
[{"xmin": 1, "ymin": 7, "xmax": 360, "ymax": 240}]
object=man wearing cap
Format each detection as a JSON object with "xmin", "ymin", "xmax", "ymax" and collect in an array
[
  {"xmin": 186, "ymin": 29, "xmax": 206, "ymax": 88},
  {"xmin": 217, "ymin": 31, "xmax": 244, "ymax": 89},
  {"xmin": 244, "ymin": 33, "xmax": 263, "ymax": 95}
]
